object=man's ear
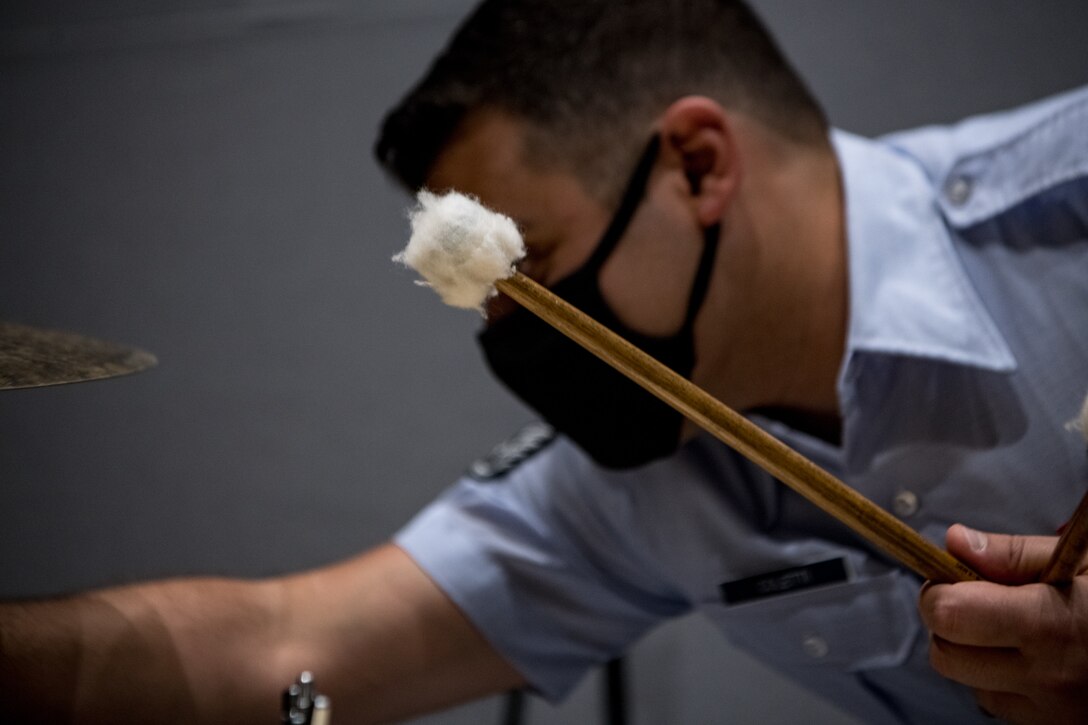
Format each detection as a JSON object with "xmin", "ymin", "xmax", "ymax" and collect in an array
[{"xmin": 658, "ymin": 96, "xmax": 740, "ymax": 227}]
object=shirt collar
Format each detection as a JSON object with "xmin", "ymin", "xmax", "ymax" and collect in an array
[{"xmin": 832, "ymin": 129, "xmax": 1016, "ymax": 380}]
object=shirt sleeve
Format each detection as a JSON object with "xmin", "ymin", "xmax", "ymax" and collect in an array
[{"xmin": 393, "ymin": 437, "xmax": 692, "ymax": 701}]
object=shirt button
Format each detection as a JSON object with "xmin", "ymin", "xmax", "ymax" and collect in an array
[
  {"xmin": 802, "ymin": 635, "xmax": 829, "ymax": 659},
  {"xmin": 893, "ymin": 490, "xmax": 920, "ymax": 518},
  {"xmin": 945, "ymin": 175, "xmax": 973, "ymax": 206}
]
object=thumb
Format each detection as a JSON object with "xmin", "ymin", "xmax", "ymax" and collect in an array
[{"xmin": 945, "ymin": 523, "xmax": 1057, "ymax": 585}]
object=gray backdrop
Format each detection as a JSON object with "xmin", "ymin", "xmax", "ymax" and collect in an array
[{"xmin": 2, "ymin": 1, "xmax": 1086, "ymax": 723}]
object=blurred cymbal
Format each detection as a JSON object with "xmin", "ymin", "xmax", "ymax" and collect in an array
[{"xmin": 0, "ymin": 321, "xmax": 157, "ymax": 391}]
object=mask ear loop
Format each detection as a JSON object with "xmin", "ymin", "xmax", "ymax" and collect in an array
[
  {"xmin": 582, "ymin": 134, "xmax": 663, "ymax": 271},
  {"xmin": 565, "ymin": 131, "xmax": 718, "ymax": 333},
  {"xmin": 681, "ymin": 221, "xmax": 721, "ymax": 331}
]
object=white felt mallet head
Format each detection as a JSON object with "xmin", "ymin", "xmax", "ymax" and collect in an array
[{"xmin": 394, "ymin": 190, "xmax": 526, "ymax": 311}]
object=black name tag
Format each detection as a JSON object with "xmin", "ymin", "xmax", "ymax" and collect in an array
[{"xmin": 720, "ymin": 558, "xmax": 848, "ymax": 605}]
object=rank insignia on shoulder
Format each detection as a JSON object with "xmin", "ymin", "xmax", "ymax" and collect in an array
[{"xmin": 468, "ymin": 421, "xmax": 556, "ymax": 481}]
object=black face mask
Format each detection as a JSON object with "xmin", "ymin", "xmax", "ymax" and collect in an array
[{"xmin": 478, "ymin": 135, "xmax": 720, "ymax": 469}]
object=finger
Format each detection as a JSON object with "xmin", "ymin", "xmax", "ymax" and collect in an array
[
  {"xmin": 927, "ymin": 635, "xmax": 1026, "ymax": 692},
  {"xmin": 974, "ymin": 689, "xmax": 1039, "ymax": 725},
  {"xmin": 919, "ymin": 580, "xmax": 1055, "ymax": 647},
  {"xmin": 945, "ymin": 525, "xmax": 1058, "ymax": 585}
]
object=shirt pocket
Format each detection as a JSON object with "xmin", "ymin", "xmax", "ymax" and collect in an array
[{"xmin": 717, "ymin": 570, "xmax": 920, "ymax": 672}]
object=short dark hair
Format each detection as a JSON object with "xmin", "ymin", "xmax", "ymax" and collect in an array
[{"xmin": 375, "ymin": 0, "xmax": 828, "ymax": 202}]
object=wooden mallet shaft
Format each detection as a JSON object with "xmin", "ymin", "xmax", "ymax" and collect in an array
[
  {"xmin": 496, "ymin": 271, "xmax": 980, "ymax": 584},
  {"xmin": 1041, "ymin": 489, "xmax": 1088, "ymax": 586},
  {"xmin": 1039, "ymin": 396, "xmax": 1088, "ymax": 587}
]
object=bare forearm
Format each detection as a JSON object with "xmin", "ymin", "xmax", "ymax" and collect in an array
[
  {"xmin": 277, "ymin": 544, "xmax": 525, "ymax": 723},
  {"xmin": 1, "ymin": 545, "xmax": 524, "ymax": 724},
  {"xmin": 1, "ymin": 577, "xmax": 290, "ymax": 724}
]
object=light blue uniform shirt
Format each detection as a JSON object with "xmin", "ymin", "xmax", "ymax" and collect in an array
[{"xmin": 397, "ymin": 87, "xmax": 1088, "ymax": 724}]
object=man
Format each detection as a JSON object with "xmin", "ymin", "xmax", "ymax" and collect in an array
[{"xmin": 2, "ymin": 1, "xmax": 1086, "ymax": 723}]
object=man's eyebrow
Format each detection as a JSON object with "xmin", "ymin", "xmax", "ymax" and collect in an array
[
  {"xmin": 513, "ymin": 215, "xmax": 536, "ymax": 234},
  {"xmin": 518, "ymin": 226, "xmax": 555, "ymax": 256},
  {"xmin": 513, "ymin": 219, "xmax": 543, "ymax": 245}
]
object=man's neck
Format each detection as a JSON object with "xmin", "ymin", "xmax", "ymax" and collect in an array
[{"xmin": 696, "ymin": 129, "xmax": 847, "ymax": 422}]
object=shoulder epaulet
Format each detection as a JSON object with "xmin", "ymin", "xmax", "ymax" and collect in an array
[
  {"xmin": 467, "ymin": 421, "xmax": 556, "ymax": 481},
  {"xmin": 886, "ymin": 86, "xmax": 1088, "ymax": 229}
]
